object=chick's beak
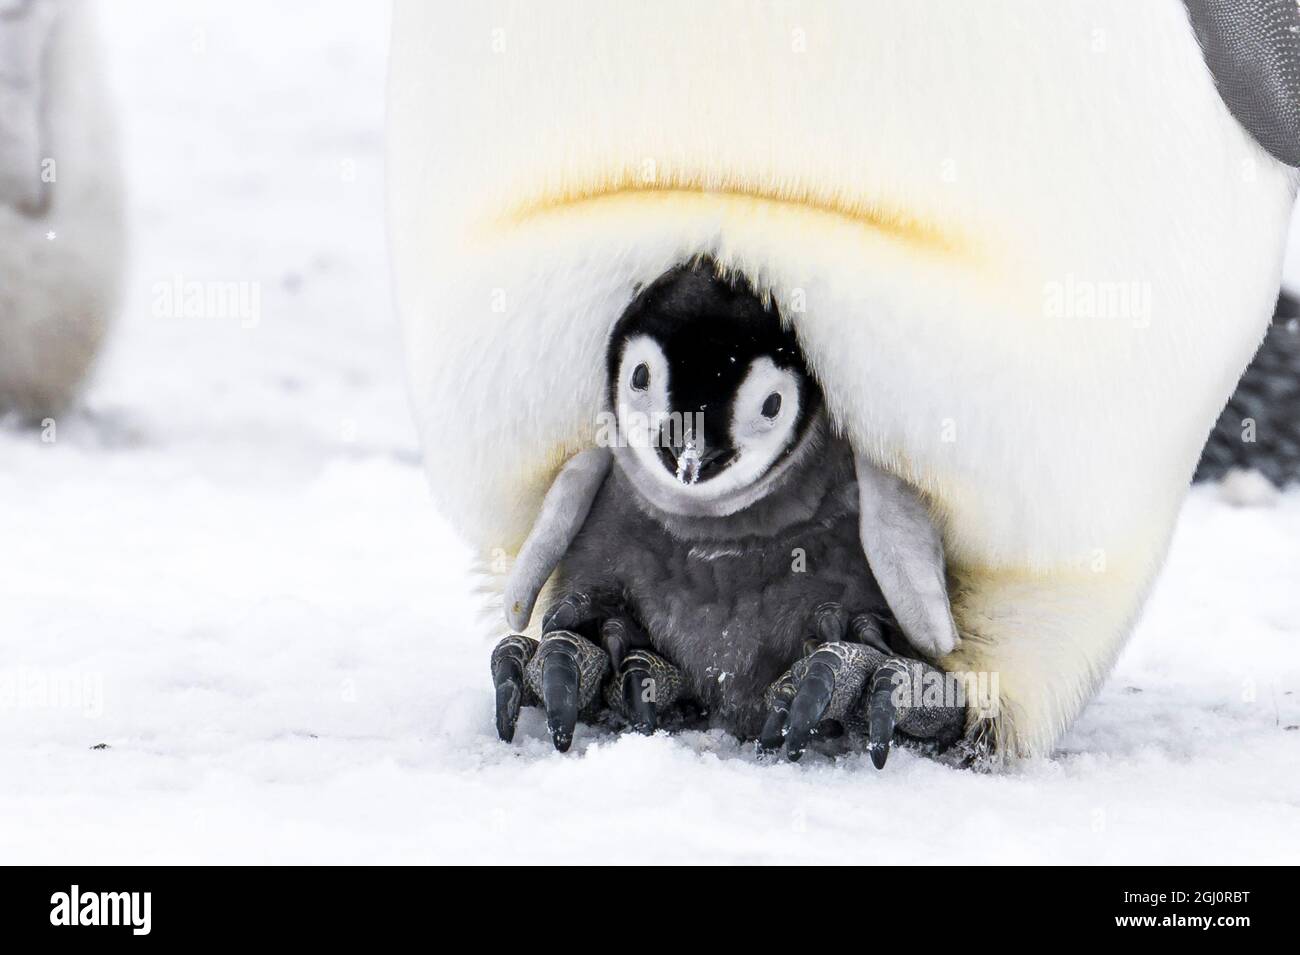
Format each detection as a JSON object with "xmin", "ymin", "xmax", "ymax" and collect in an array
[
  {"xmin": 656, "ymin": 427, "xmax": 735, "ymax": 485},
  {"xmin": 676, "ymin": 439, "xmax": 703, "ymax": 486}
]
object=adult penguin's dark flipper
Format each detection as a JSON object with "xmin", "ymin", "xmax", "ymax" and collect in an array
[
  {"xmin": 1183, "ymin": 0, "xmax": 1300, "ymax": 166},
  {"xmin": 1183, "ymin": 3, "xmax": 1300, "ymax": 489}
]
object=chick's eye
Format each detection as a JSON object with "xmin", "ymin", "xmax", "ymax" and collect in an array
[
  {"xmin": 761, "ymin": 392, "xmax": 782, "ymax": 418},
  {"xmin": 631, "ymin": 363, "xmax": 650, "ymax": 391}
]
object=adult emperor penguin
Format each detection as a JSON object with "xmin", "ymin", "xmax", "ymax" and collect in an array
[
  {"xmin": 0, "ymin": 0, "xmax": 124, "ymax": 418},
  {"xmin": 388, "ymin": 1, "xmax": 1300, "ymax": 762}
]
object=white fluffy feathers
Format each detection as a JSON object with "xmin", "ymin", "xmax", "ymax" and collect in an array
[{"xmin": 388, "ymin": 0, "xmax": 1297, "ymax": 757}]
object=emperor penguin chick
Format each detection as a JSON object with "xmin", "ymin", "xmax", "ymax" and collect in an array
[{"xmin": 492, "ymin": 261, "xmax": 966, "ymax": 764}]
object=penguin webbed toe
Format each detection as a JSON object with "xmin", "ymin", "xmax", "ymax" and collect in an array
[
  {"xmin": 490, "ymin": 594, "xmax": 687, "ymax": 751},
  {"xmin": 757, "ymin": 608, "xmax": 965, "ymax": 768}
]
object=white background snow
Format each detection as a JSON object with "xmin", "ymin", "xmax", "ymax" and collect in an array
[{"xmin": 1, "ymin": 0, "xmax": 1297, "ymax": 864}]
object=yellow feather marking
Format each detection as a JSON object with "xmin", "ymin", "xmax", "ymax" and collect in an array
[{"xmin": 494, "ymin": 172, "xmax": 973, "ymax": 260}]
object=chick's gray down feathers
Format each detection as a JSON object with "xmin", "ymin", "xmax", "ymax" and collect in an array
[
  {"xmin": 554, "ymin": 428, "xmax": 885, "ymax": 738},
  {"xmin": 1196, "ymin": 291, "xmax": 1300, "ymax": 487},
  {"xmin": 496, "ymin": 261, "xmax": 965, "ymax": 753}
]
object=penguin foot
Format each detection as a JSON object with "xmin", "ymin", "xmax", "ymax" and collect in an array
[
  {"xmin": 758, "ymin": 637, "xmax": 965, "ymax": 768},
  {"xmin": 527, "ymin": 629, "xmax": 609, "ymax": 752},
  {"xmin": 489, "ymin": 629, "xmax": 610, "ymax": 751},
  {"xmin": 603, "ymin": 645, "xmax": 684, "ymax": 735},
  {"xmin": 490, "ymin": 608, "xmax": 686, "ymax": 751},
  {"xmin": 490, "ymin": 633, "xmax": 538, "ymax": 744}
]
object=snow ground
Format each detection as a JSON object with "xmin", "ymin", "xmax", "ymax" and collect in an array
[{"xmin": 1, "ymin": 0, "xmax": 1298, "ymax": 865}]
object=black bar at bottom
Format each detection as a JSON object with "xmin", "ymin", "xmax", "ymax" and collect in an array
[{"xmin": 0, "ymin": 866, "xmax": 1288, "ymax": 941}]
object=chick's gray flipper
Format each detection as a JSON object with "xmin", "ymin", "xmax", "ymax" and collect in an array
[
  {"xmin": 854, "ymin": 454, "xmax": 960, "ymax": 660},
  {"xmin": 503, "ymin": 447, "xmax": 612, "ymax": 632}
]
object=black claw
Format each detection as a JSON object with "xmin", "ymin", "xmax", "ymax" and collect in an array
[
  {"xmin": 850, "ymin": 613, "xmax": 891, "ymax": 654},
  {"xmin": 869, "ymin": 739, "xmax": 890, "ymax": 770},
  {"xmin": 868, "ymin": 664, "xmax": 902, "ymax": 769},
  {"xmin": 601, "ymin": 621, "xmax": 629, "ymax": 672},
  {"xmin": 494, "ymin": 677, "xmax": 522, "ymax": 743},
  {"xmin": 542, "ymin": 592, "xmax": 591, "ymax": 634},
  {"xmin": 814, "ymin": 602, "xmax": 850, "ymax": 644},
  {"xmin": 541, "ymin": 644, "xmax": 580, "ymax": 752},
  {"xmin": 785, "ymin": 658, "xmax": 836, "ymax": 761},
  {"xmin": 623, "ymin": 668, "xmax": 657, "ymax": 735},
  {"xmin": 491, "ymin": 639, "xmax": 532, "ymax": 744},
  {"xmin": 758, "ymin": 700, "xmax": 790, "ymax": 755}
]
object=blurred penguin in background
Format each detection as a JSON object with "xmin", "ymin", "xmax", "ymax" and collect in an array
[{"xmin": 0, "ymin": 0, "xmax": 123, "ymax": 420}]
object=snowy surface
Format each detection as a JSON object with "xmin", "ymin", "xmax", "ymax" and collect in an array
[{"xmin": 1, "ymin": 0, "xmax": 1298, "ymax": 864}]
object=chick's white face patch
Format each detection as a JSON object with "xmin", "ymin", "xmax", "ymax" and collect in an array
[
  {"xmin": 612, "ymin": 343, "xmax": 809, "ymax": 516},
  {"xmin": 726, "ymin": 356, "xmax": 802, "ymax": 490},
  {"xmin": 614, "ymin": 334, "xmax": 705, "ymax": 491},
  {"xmin": 613, "ymin": 334, "xmax": 673, "ymax": 451}
]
